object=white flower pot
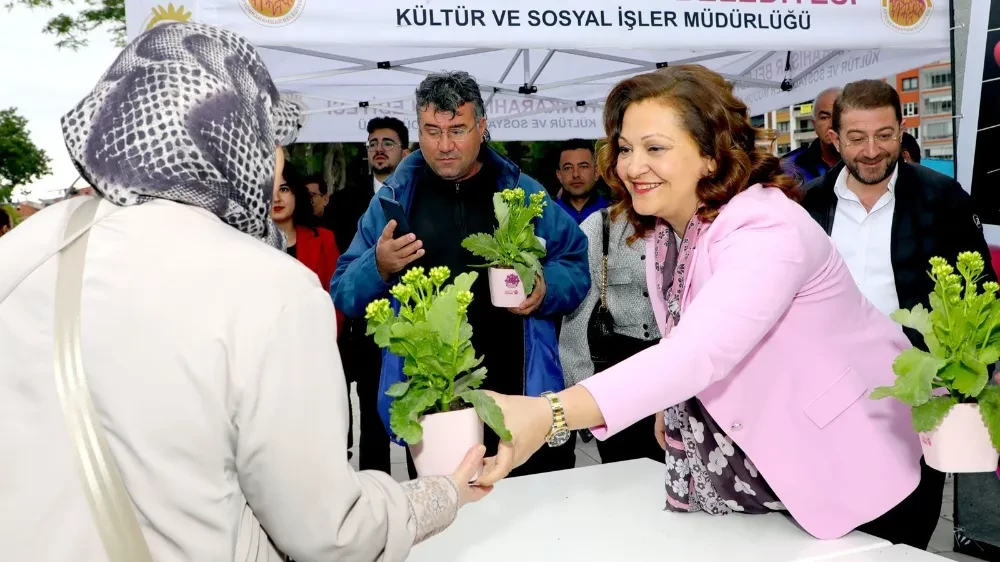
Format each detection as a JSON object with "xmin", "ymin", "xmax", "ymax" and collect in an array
[
  {"xmin": 919, "ymin": 403, "xmax": 999, "ymax": 473},
  {"xmin": 409, "ymin": 407, "xmax": 484, "ymax": 478},
  {"xmin": 488, "ymin": 267, "xmax": 524, "ymax": 308}
]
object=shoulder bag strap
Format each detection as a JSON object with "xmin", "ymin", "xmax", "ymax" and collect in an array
[
  {"xmin": 53, "ymin": 197, "xmax": 154, "ymax": 562},
  {"xmin": 599, "ymin": 207, "xmax": 610, "ymax": 310}
]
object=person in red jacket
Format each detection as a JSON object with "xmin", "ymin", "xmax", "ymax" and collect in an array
[{"xmin": 272, "ymin": 154, "xmax": 345, "ymax": 334}]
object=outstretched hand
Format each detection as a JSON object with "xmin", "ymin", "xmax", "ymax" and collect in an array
[
  {"xmin": 474, "ymin": 391, "xmax": 552, "ymax": 486},
  {"xmin": 451, "ymin": 445, "xmax": 493, "ymax": 507}
]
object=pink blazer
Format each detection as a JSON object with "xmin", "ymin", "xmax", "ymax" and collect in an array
[{"xmin": 579, "ymin": 184, "xmax": 923, "ymax": 540}]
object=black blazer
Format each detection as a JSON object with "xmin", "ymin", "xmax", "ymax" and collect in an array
[
  {"xmin": 326, "ymin": 176, "xmax": 378, "ymax": 255},
  {"xmin": 801, "ymin": 161, "xmax": 996, "ymax": 348}
]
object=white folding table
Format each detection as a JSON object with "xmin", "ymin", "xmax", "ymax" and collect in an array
[
  {"xmin": 821, "ymin": 545, "xmax": 952, "ymax": 560},
  {"xmin": 408, "ymin": 458, "xmax": 892, "ymax": 562}
]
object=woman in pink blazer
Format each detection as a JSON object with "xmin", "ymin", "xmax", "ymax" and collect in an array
[{"xmin": 477, "ymin": 66, "xmax": 936, "ymax": 547}]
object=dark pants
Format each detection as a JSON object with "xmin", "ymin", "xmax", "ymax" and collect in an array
[
  {"xmin": 595, "ymin": 414, "xmax": 664, "ymax": 465},
  {"xmin": 406, "ymin": 426, "xmax": 578, "ymax": 480},
  {"xmin": 857, "ymin": 457, "xmax": 946, "ymax": 550},
  {"xmin": 339, "ymin": 320, "xmax": 392, "ymax": 474}
]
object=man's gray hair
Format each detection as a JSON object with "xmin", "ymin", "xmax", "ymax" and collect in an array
[{"xmin": 415, "ymin": 70, "xmax": 488, "ymax": 123}]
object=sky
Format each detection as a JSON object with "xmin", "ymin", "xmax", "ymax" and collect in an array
[{"xmin": 1, "ymin": 7, "xmax": 122, "ymax": 202}]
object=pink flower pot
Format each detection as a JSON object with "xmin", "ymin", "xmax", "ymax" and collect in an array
[
  {"xmin": 409, "ymin": 407, "xmax": 484, "ymax": 478},
  {"xmin": 488, "ymin": 267, "xmax": 524, "ymax": 308},
  {"xmin": 920, "ymin": 404, "xmax": 1000, "ymax": 473}
]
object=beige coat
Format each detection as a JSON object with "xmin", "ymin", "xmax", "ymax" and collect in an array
[{"xmin": 0, "ymin": 197, "xmax": 458, "ymax": 561}]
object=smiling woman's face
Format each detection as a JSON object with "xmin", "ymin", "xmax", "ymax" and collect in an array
[{"xmin": 615, "ymin": 100, "xmax": 713, "ymax": 230}]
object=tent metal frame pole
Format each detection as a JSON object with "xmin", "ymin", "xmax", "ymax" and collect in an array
[
  {"xmin": 739, "ymin": 51, "xmax": 776, "ymax": 76},
  {"xmin": 717, "ymin": 73, "xmax": 784, "ymax": 88},
  {"xmin": 788, "ymin": 50, "xmax": 844, "ymax": 83},
  {"xmin": 274, "ymin": 66, "xmax": 376, "ymax": 84},
  {"xmin": 537, "ymin": 67, "xmax": 652, "ymax": 90},
  {"xmin": 526, "ymin": 50, "xmax": 556, "ymax": 88},
  {"xmin": 523, "ymin": 50, "xmax": 531, "ymax": 83},
  {"xmin": 392, "ymin": 48, "xmax": 499, "ymax": 66},
  {"xmin": 558, "ymin": 49, "xmax": 747, "ymax": 68},
  {"xmin": 486, "ymin": 49, "xmax": 524, "ymax": 107}
]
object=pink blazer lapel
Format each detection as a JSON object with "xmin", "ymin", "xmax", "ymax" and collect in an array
[{"xmin": 645, "ymin": 234, "xmax": 668, "ymax": 334}]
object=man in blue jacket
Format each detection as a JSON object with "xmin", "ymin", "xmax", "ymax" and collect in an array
[{"xmin": 331, "ymin": 71, "xmax": 590, "ymax": 477}]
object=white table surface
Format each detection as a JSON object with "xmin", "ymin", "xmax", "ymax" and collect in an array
[
  {"xmin": 407, "ymin": 459, "xmax": 891, "ymax": 562},
  {"xmin": 823, "ymin": 545, "xmax": 951, "ymax": 560}
]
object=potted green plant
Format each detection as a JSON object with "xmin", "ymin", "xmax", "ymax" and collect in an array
[
  {"xmin": 461, "ymin": 187, "xmax": 547, "ymax": 308},
  {"xmin": 365, "ymin": 265, "xmax": 511, "ymax": 476},
  {"xmin": 871, "ymin": 251, "xmax": 1000, "ymax": 473}
]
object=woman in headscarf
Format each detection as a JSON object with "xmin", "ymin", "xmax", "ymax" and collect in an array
[{"xmin": 0, "ymin": 22, "xmax": 489, "ymax": 562}]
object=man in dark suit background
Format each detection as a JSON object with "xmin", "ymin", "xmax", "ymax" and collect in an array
[
  {"xmin": 328, "ymin": 116, "xmax": 410, "ymax": 473},
  {"xmin": 801, "ymin": 79, "xmax": 995, "ymax": 551}
]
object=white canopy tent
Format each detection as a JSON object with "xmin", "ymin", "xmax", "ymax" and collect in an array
[{"xmin": 124, "ymin": 0, "xmax": 951, "ymax": 142}]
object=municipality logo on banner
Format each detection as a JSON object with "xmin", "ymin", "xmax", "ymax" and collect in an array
[
  {"xmin": 881, "ymin": 0, "xmax": 933, "ymax": 33},
  {"xmin": 142, "ymin": 3, "xmax": 193, "ymax": 30},
  {"xmin": 239, "ymin": 0, "xmax": 306, "ymax": 27}
]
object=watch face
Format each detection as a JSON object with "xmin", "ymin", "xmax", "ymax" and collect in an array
[{"xmin": 548, "ymin": 428, "xmax": 571, "ymax": 447}]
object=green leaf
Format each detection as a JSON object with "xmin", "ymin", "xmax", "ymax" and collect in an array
[
  {"xmin": 457, "ymin": 345, "xmax": 483, "ymax": 374},
  {"xmin": 527, "ymin": 233, "xmax": 546, "ymax": 256},
  {"xmin": 891, "ymin": 304, "xmax": 934, "ymax": 337},
  {"xmin": 519, "ymin": 250, "xmax": 543, "ymax": 277},
  {"xmin": 386, "ymin": 381, "xmax": 410, "ymax": 398},
  {"xmin": 911, "ymin": 395, "xmax": 959, "ymax": 432},
  {"xmin": 452, "ymin": 272, "xmax": 477, "ymax": 293},
  {"xmin": 870, "ymin": 386, "xmax": 896, "ymax": 400},
  {"xmin": 459, "ymin": 388, "xmax": 512, "ymax": 441},
  {"xmin": 388, "ymin": 386, "xmax": 442, "ymax": 444},
  {"xmin": 426, "ymin": 288, "xmax": 460, "ymax": 345},
  {"xmin": 888, "ymin": 348, "xmax": 947, "ymax": 406},
  {"xmin": 493, "ymin": 192, "xmax": 509, "ymax": 229},
  {"xmin": 977, "ymin": 385, "xmax": 1000, "ymax": 452},
  {"xmin": 454, "ymin": 367, "xmax": 488, "ymax": 395},
  {"xmin": 949, "ymin": 354, "xmax": 989, "ymax": 399},
  {"xmin": 513, "ymin": 261, "xmax": 535, "ymax": 295},
  {"xmin": 459, "ymin": 321, "xmax": 473, "ymax": 344},
  {"xmin": 981, "ymin": 345, "xmax": 1000, "ymax": 366},
  {"xmin": 373, "ymin": 323, "xmax": 392, "ymax": 347},
  {"xmin": 462, "ymin": 233, "xmax": 503, "ymax": 263}
]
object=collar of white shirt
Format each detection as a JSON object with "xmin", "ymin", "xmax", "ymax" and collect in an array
[
  {"xmin": 832, "ymin": 162, "xmax": 899, "ymax": 209},
  {"xmin": 373, "ymin": 176, "xmax": 384, "ymax": 194}
]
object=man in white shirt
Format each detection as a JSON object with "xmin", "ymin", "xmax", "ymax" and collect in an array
[
  {"xmin": 803, "ymin": 79, "xmax": 994, "ymax": 330},
  {"xmin": 801, "ymin": 79, "xmax": 995, "ymax": 551}
]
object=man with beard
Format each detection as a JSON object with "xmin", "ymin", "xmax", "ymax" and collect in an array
[
  {"xmin": 801, "ymin": 79, "xmax": 994, "ymax": 550},
  {"xmin": 330, "ymin": 116, "xmax": 410, "ymax": 474},
  {"xmin": 331, "ymin": 70, "xmax": 588, "ymax": 478},
  {"xmin": 553, "ymin": 138, "xmax": 609, "ymax": 224}
]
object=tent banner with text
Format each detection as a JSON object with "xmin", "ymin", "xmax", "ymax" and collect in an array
[{"xmin": 124, "ymin": 0, "xmax": 950, "ymax": 141}]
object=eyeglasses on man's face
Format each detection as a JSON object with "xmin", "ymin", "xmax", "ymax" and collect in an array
[
  {"xmin": 367, "ymin": 139, "xmax": 399, "ymax": 151},
  {"xmin": 839, "ymin": 131, "xmax": 901, "ymax": 149}
]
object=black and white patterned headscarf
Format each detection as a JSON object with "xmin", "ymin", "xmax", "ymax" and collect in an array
[{"xmin": 60, "ymin": 21, "xmax": 303, "ymax": 249}]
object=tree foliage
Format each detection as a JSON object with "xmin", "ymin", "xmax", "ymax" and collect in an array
[
  {"xmin": 8, "ymin": 0, "xmax": 126, "ymax": 50},
  {"xmin": 0, "ymin": 108, "xmax": 52, "ymax": 203}
]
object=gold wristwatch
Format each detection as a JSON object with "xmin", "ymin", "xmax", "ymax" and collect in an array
[{"xmin": 541, "ymin": 391, "xmax": 571, "ymax": 447}]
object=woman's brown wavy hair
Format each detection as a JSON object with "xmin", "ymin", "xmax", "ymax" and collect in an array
[{"xmin": 598, "ymin": 65, "xmax": 802, "ymax": 243}]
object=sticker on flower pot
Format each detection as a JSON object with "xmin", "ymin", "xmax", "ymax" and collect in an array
[
  {"xmin": 364, "ymin": 266, "xmax": 512, "ymax": 477},
  {"xmin": 461, "ymin": 187, "xmax": 547, "ymax": 308},
  {"xmin": 870, "ymin": 251, "xmax": 1000, "ymax": 473}
]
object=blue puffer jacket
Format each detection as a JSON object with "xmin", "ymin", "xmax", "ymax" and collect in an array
[{"xmin": 330, "ymin": 147, "xmax": 590, "ymax": 444}]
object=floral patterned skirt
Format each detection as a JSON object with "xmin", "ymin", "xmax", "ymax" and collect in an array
[{"xmin": 662, "ymin": 399, "xmax": 787, "ymax": 515}]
